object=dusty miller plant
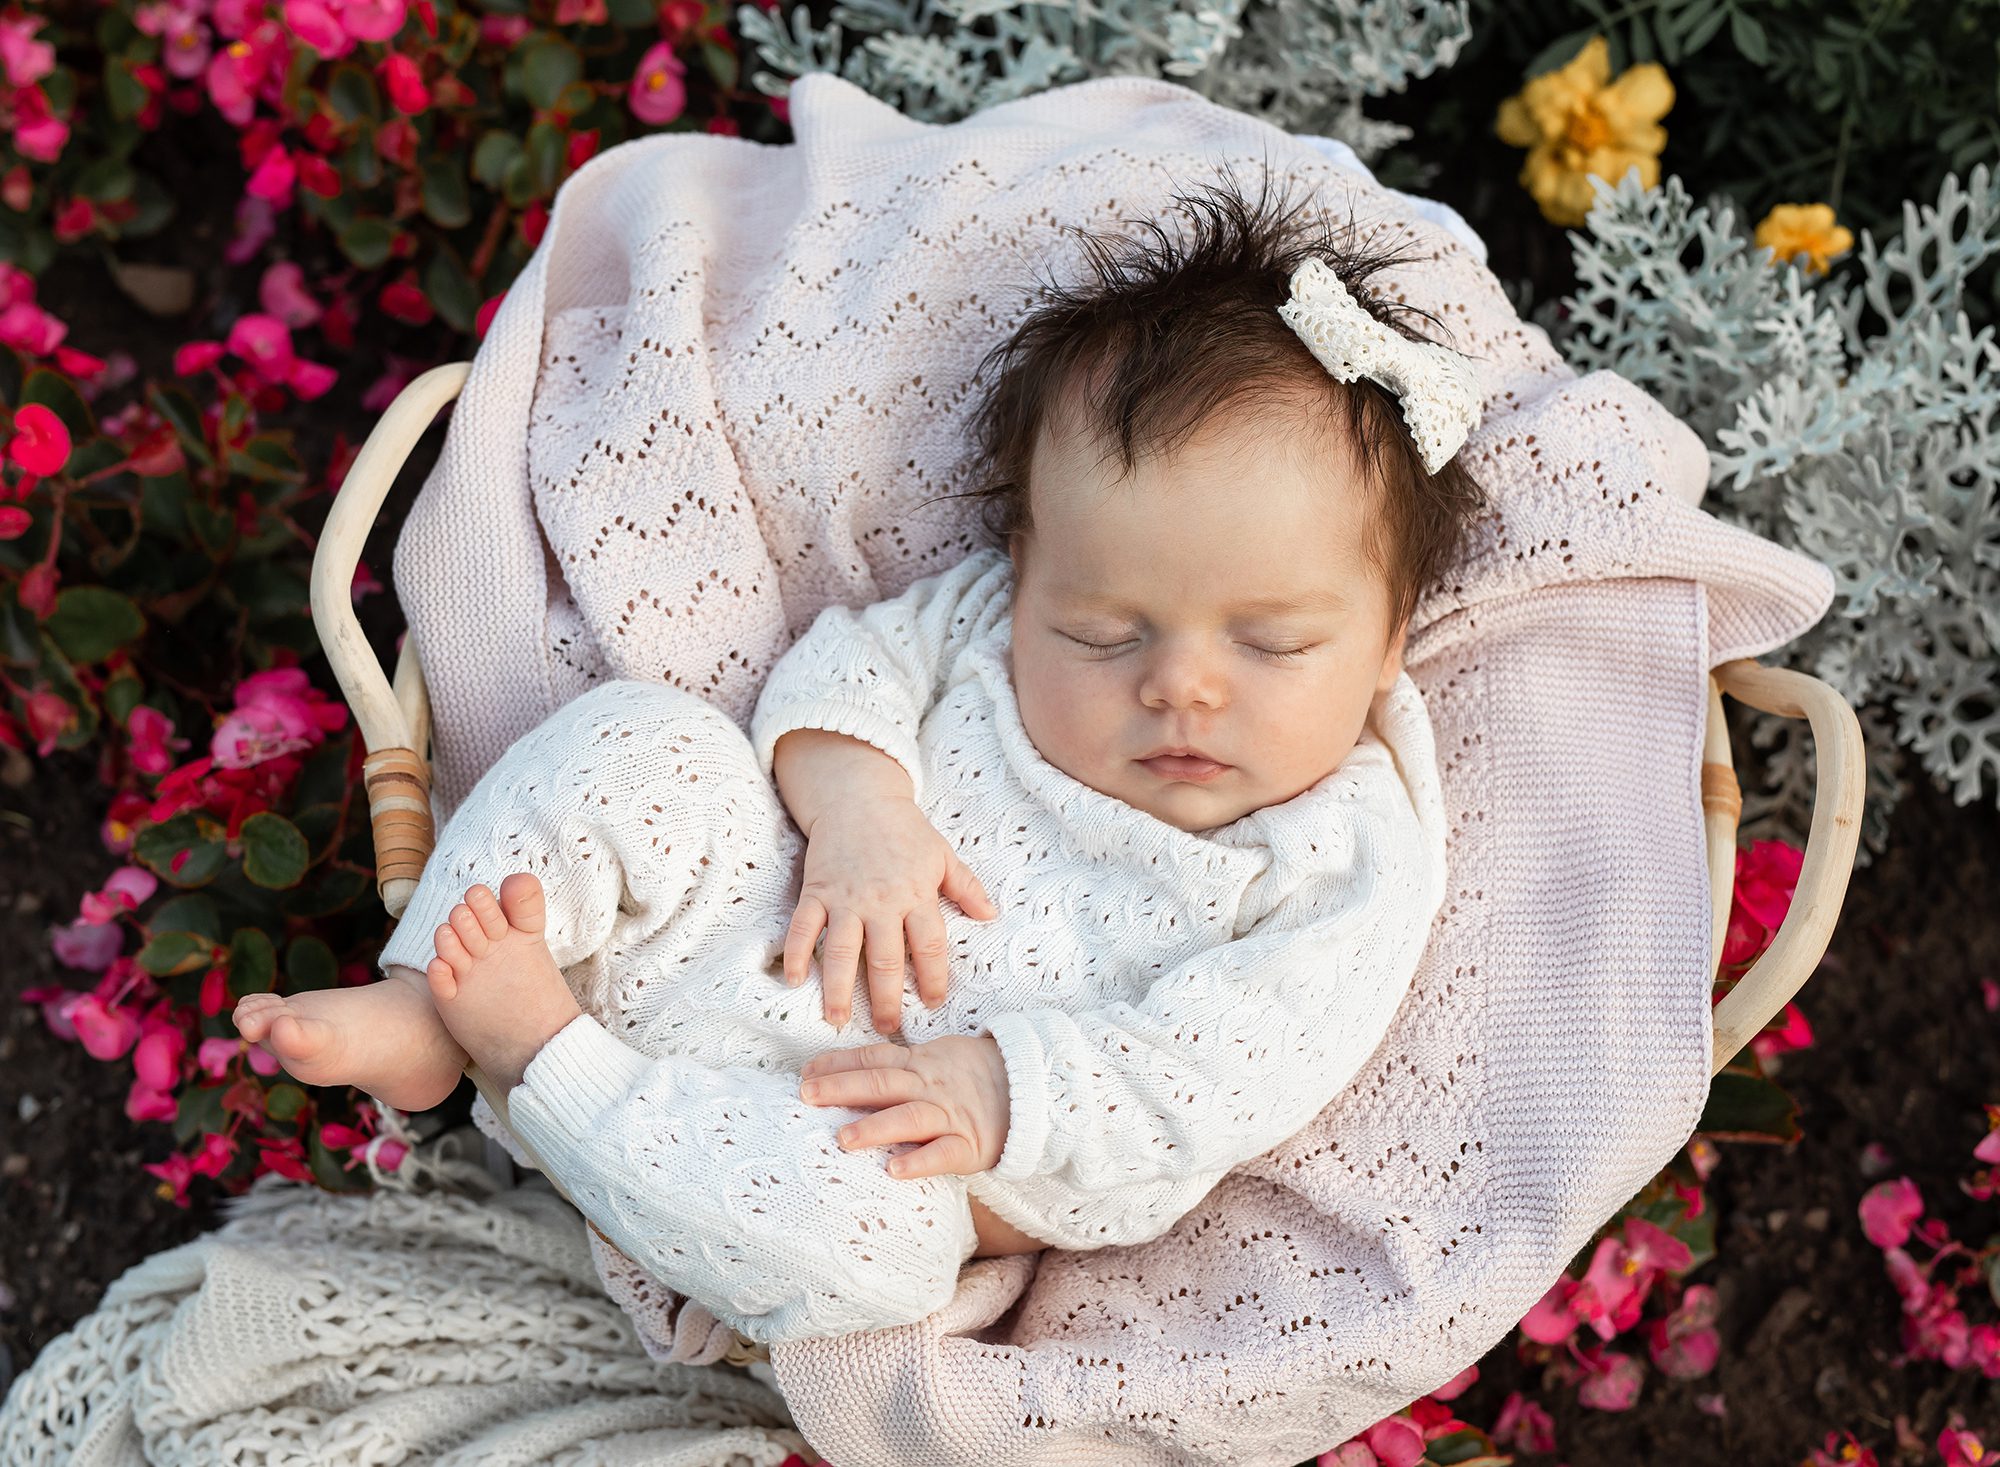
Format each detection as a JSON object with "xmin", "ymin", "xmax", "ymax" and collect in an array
[
  {"xmin": 735, "ymin": 0, "xmax": 1468, "ymax": 158},
  {"xmin": 1557, "ymin": 166, "xmax": 2000, "ymax": 853}
]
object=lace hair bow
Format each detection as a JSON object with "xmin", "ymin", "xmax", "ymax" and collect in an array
[{"xmin": 1276, "ymin": 257, "xmax": 1483, "ymax": 473}]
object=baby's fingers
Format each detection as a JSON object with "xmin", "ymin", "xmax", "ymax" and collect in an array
[
  {"xmin": 819, "ymin": 910, "xmax": 864, "ymax": 1028},
  {"xmin": 905, "ymin": 905, "xmax": 949, "ymax": 1010},
  {"xmin": 940, "ymin": 855, "xmax": 998, "ymax": 920},
  {"xmin": 883, "ymin": 1133, "xmax": 980, "ymax": 1179},
  {"xmin": 862, "ymin": 916, "xmax": 906, "ymax": 1035},
  {"xmin": 782, "ymin": 896, "xmax": 827, "ymax": 987}
]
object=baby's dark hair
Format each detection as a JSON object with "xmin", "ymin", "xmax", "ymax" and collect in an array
[{"xmin": 959, "ymin": 168, "xmax": 1488, "ymax": 628}]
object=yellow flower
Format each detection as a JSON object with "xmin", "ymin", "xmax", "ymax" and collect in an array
[
  {"xmin": 1495, "ymin": 35, "xmax": 1674, "ymax": 227},
  {"xmin": 1753, "ymin": 203, "xmax": 1855, "ymax": 277}
]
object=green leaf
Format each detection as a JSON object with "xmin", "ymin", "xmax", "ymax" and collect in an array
[
  {"xmin": 265, "ymin": 1082, "xmax": 309, "ymax": 1123},
  {"xmin": 241, "ymin": 811, "xmax": 310, "ymax": 889},
  {"xmin": 472, "ymin": 130, "xmax": 524, "ymax": 189},
  {"xmin": 172, "ymin": 1083, "xmax": 227, "ymax": 1144},
  {"xmin": 147, "ymin": 386, "xmax": 211, "ymax": 465},
  {"xmin": 105, "ymin": 58, "xmax": 151, "ymax": 120},
  {"xmin": 525, "ymin": 121, "xmax": 565, "ymax": 196},
  {"xmin": 45, "ymin": 586, "xmax": 145, "ymax": 663},
  {"xmin": 421, "ymin": 159, "xmax": 472, "ymax": 230},
  {"xmin": 327, "ymin": 63, "xmax": 381, "ymax": 122},
  {"xmin": 1697, "ymin": 1070, "xmax": 1801, "ymax": 1143},
  {"xmin": 102, "ymin": 671, "xmax": 143, "ymax": 727},
  {"xmin": 150, "ymin": 893, "xmax": 220, "ymax": 941},
  {"xmin": 701, "ymin": 40, "xmax": 739, "ymax": 92},
  {"xmin": 519, "ymin": 39, "xmax": 582, "ymax": 110},
  {"xmin": 285, "ymin": 934, "xmax": 339, "ymax": 991},
  {"xmin": 20, "ymin": 368, "xmax": 93, "ymax": 443},
  {"xmin": 338, "ymin": 217, "xmax": 396, "ymax": 270},
  {"xmin": 1729, "ymin": 8, "xmax": 1770, "ymax": 65},
  {"xmin": 283, "ymin": 864, "xmax": 372, "ymax": 920},
  {"xmin": 137, "ymin": 930, "xmax": 214, "ymax": 977},
  {"xmin": 423, "ymin": 248, "xmax": 481, "ymax": 332},
  {"xmin": 1424, "ymin": 1431, "xmax": 1509, "ymax": 1467},
  {"xmin": 135, "ymin": 812, "xmax": 226, "ymax": 887},
  {"xmin": 229, "ymin": 926, "xmax": 278, "ymax": 995}
]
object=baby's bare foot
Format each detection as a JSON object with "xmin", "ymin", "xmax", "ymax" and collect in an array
[
  {"xmin": 427, "ymin": 874, "xmax": 583, "ymax": 1091},
  {"xmin": 234, "ymin": 978, "xmax": 468, "ymax": 1112}
]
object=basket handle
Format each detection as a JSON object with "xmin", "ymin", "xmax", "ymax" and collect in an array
[
  {"xmin": 308, "ymin": 361, "xmax": 470, "ymax": 917},
  {"xmin": 1706, "ymin": 658, "xmax": 1866, "ymax": 1075}
]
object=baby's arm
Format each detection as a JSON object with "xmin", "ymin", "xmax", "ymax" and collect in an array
[
  {"xmin": 962, "ymin": 770, "xmax": 1448, "ymax": 1253},
  {"xmin": 752, "ymin": 549, "xmax": 1014, "ymax": 1031}
]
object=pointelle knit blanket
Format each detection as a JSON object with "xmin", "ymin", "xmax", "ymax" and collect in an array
[{"xmin": 0, "ymin": 73, "xmax": 1837, "ymax": 1467}]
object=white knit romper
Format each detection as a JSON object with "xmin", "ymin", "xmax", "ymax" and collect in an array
[{"xmin": 378, "ymin": 547, "xmax": 1448, "ymax": 1345}]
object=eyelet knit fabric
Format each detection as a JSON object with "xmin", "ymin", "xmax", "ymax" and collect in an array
[
  {"xmin": 375, "ymin": 544, "xmax": 1448, "ymax": 1343},
  {"xmin": 4, "ymin": 75, "xmax": 1841, "ymax": 1467}
]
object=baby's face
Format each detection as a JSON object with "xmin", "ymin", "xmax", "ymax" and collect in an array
[{"xmin": 1008, "ymin": 405, "xmax": 1406, "ymax": 833}]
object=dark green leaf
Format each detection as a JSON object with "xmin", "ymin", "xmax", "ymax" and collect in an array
[
  {"xmin": 265, "ymin": 1082, "xmax": 309, "ymax": 1122},
  {"xmin": 45, "ymin": 586, "xmax": 145, "ymax": 663},
  {"xmin": 1730, "ymin": 9, "xmax": 1770, "ymax": 65},
  {"xmin": 241, "ymin": 811, "xmax": 310, "ymax": 889},
  {"xmin": 520, "ymin": 39, "xmax": 582, "ymax": 110},
  {"xmin": 421, "ymin": 159, "xmax": 472, "ymax": 229},
  {"xmin": 229, "ymin": 926, "xmax": 278, "ymax": 995},
  {"xmin": 284, "ymin": 864, "xmax": 372, "ymax": 920},
  {"xmin": 338, "ymin": 217, "xmax": 396, "ymax": 270},
  {"xmin": 147, "ymin": 386, "xmax": 210, "ymax": 464},
  {"xmin": 1697, "ymin": 1070, "xmax": 1801, "ymax": 1143},
  {"xmin": 525, "ymin": 121, "xmax": 565, "ymax": 195},
  {"xmin": 701, "ymin": 40, "xmax": 739, "ymax": 91},
  {"xmin": 74, "ymin": 157, "xmax": 137, "ymax": 203},
  {"xmin": 149, "ymin": 893, "xmax": 220, "ymax": 941},
  {"xmin": 285, "ymin": 934, "xmax": 339, "ymax": 991},
  {"xmin": 472, "ymin": 131, "xmax": 524, "ymax": 189},
  {"xmin": 328, "ymin": 64, "xmax": 381, "ymax": 122},
  {"xmin": 424, "ymin": 248, "xmax": 481, "ymax": 332},
  {"xmin": 137, "ymin": 930, "xmax": 214, "ymax": 977},
  {"xmin": 101, "ymin": 672, "xmax": 143, "ymax": 727},
  {"xmin": 172, "ymin": 1083, "xmax": 227, "ymax": 1144}
]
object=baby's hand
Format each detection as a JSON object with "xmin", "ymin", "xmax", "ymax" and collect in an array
[
  {"xmin": 786, "ymin": 792, "xmax": 998, "ymax": 1035},
  {"xmin": 797, "ymin": 1033, "xmax": 1010, "ymax": 1179}
]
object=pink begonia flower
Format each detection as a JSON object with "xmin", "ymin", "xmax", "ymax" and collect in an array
[
  {"xmin": 628, "ymin": 40, "xmax": 687, "ymax": 125},
  {"xmin": 1859, "ymin": 1177, "xmax": 1924, "ymax": 1247},
  {"xmin": 1427, "ymin": 1364, "xmax": 1476, "ymax": 1401},
  {"xmin": 245, "ymin": 146, "xmax": 297, "ymax": 205},
  {"xmin": 1491, "ymin": 1392, "xmax": 1556, "ymax": 1454},
  {"xmin": 246, "ymin": 1043, "xmax": 281, "ymax": 1076},
  {"xmin": 52, "ymin": 917, "xmax": 124, "ymax": 972},
  {"xmin": 1968, "ymin": 1325, "xmax": 2000, "ymax": 1379},
  {"xmin": 213, "ymin": 0, "xmax": 262, "ymax": 38},
  {"xmin": 1575, "ymin": 1348, "xmax": 1644, "ymax": 1410},
  {"xmin": 163, "ymin": 14, "xmax": 214, "ymax": 78},
  {"xmin": 1520, "ymin": 1275, "xmax": 1580, "ymax": 1344},
  {"xmin": 1975, "ymin": 1128, "xmax": 2000, "ymax": 1165},
  {"xmin": 24, "ymin": 688, "xmax": 73, "ymax": 754},
  {"xmin": 11, "ymin": 97, "xmax": 69, "ymax": 163},
  {"xmin": 283, "ymin": 0, "xmax": 352, "ymax": 56},
  {"xmin": 259, "ymin": 261, "xmax": 322, "ymax": 328},
  {"xmin": 0, "ymin": 17, "xmax": 56, "ymax": 86},
  {"xmin": 1645, "ymin": 1282, "xmax": 1720, "ymax": 1378},
  {"xmin": 127, "ymin": 704, "xmax": 189, "ymax": 776},
  {"xmin": 133, "ymin": 1018, "xmax": 186, "ymax": 1090},
  {"xmin": 145, "ymin": 1151, "xmax": 197, "ymax": 1204},
  {"xmin": 368, "ymin": 1136, "xmax": 409, "ymax": 1171},
  {"xmin": 480, "ymin": 13, "xmax": 530, "ymax": 45},
  {"xmin": 380, "ymin": 52, "xmax": 429, "ymax": 113},
  {"xmin": 174, "ymin": 340, "xmax": 226, "ymax": 375},
  {"xmin": 0, "ymin": 504, "xmax": 30, "ymax": 538},
  {"xmin": 7, "ymin": 403, "xmax": 71, "ymax": 477},
  {"xmin": 210, "ymin": 666, "xmax": 347, "ymax": 767},
  {"xmin": 19, "ymin": 983, "xmax": 80, "ymax": 1041},
  {"xmin": 1359, "ymin": 1417, "xmax": 1424, "ymax": 1467},
  {"xmin": 225, "ymin": 312, "xmax": 296, "ymax": 380},
  {"xmin": 351, "ymin": 559, "xmax": 383, "ymax": 602},
  {"xmin": 79, "ymin": 864, "xmax": 159, "ymax": 925},
  {"xmin": 197, "ymin": 1035, "xmax": 243, "ymax": 1078},
  {"xmin": 287, "ymin": 357, "xmax": 337, "ymax": 400},
  {"xmin": 361, "ymin": 354, "xmax": 422, "ymax": 411},
  {"xmin": 226, "ymin": 196, "xmax": 278, "ymax": 265},
  {"xmin": 1982, "ymin": 978, "xmax": 1998, "ymax": 1012},
  {"xmin": 1940, "ymin": 1426, "xmax": 1999, "ymax": 1467},
  {"xmin": 68, "ymin": 994, "xmax": 141, "ymax": 1059},
  {"xmin": 126, "ymin": 1075, "xmax": 178, "ymax": 1122},
  {"xmin": 191, "ymin": 1131, "xmax": 237, "ymax": 1178},
  {"xmin": 1315, "ymin": 1444, "xmax": 1379, "ymax": 1467},
  {"xmin": 1751, "ymin": 999, "xmax": 1814, "ymax": 1059},
  {"xmin": 0, "ymin": 300, "xmax": 67, "ymax": 356}
]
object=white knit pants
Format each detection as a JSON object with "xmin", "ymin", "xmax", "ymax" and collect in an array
[{"xmin": 393, "ymin": 680, "xmax": 981, "ymax": 1344}]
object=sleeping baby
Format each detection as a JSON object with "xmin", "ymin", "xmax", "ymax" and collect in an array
[{"xmin": 235, "ymin": 171, "xmax": 1485, "ymax": 1345}]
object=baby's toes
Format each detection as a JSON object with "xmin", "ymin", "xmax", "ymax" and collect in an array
[
  {"xmin": 462, "ymin": 883, "xmax": 509, "ymax": 940},
  {"xmin": 447, "ymin": 902, "xmax": 492, "ymax": 959},
  {"xmin": 425, "ymin": 955, "xmax": 460, "ymax": 1003},
  {"xmin": 233, "ymin": 995, "xmax": 282, "ymax": 1042},
  {"xmin": 434, "ymin": 920, "xmax": 472, "ymax": 971},
  {"xmin": 496, "ymin": 872, "xmax": 548, "ymax": 937}
]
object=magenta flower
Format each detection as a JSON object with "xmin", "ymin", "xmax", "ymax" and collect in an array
[
  {"xmin": 283, "ymin": 0, "xmax": 405, "ymax": 55},
  {"xmin": 1491, "ymin": 1392, "xmax": 1557, "ymax": 1454},
  {"xmin": 6, "ymin": 403, "xmax": 71, "ymax": 477},
  {"xmin": 1575, "ymin": 1347, "xmax": 1644, "ymax": 1410},
  {"xmin": 144, "ymin": 1151, "xmax": 198, "ymax": 1204},
  {"xmin": 1359, "ymin": 1417, "xmax": 1424, "ymax": 1467},
  {"xmin": 1519, "ymin": 1275, "xmax": 1580, "ymax": 1344},
  {"xmin": 1645, "ymin": 1283, "xmax": 1720, "ymax": 1378},
  {"xmin": 1859, "ymin": 1177, "xmax": 1924, "ymax": 1247},
  {"xmin": 190, "ymin": 1132, "xmax": 237, "ymax": 1178},
  {"xmin": 68, "ymin": 994, "xmax": 141, "ymax": 1059},
  {"xmin": 0, "ymin": 16, "xmax": 56, "ymax": 86},
  {"xmin": 78, "ymin": 864, "xmax": 159, "ymax": 925},
  {"xmin": 258, "ymin": 261, "xmax": 322, "ymax": 328},
  {"xmin": 245, "ymin": 146, "xmax": 297, "ymax": 205},
  {"xmin": 225, "ymin": 312, "xmax": 296, "ymax": 379},
  {"xmin": 197, "ymin": 1035, "xmax": 243, "ymax": 1079},
  {"xmin": 0, "ymin": 301, "xmax": 67, "ymax": 356},
  {"xmin": 132, "ymin": 1017, "xmax": 186, "ymax": 1091},
  {"xmin": 127, "ymin": 705, "xmax": 189, "ymax": 776},
  {"xmin": 52, "ymin": 917, "xmax": 123, "ymax": 972},
  {"xmin": 628, "ymin": 40, "xmax": 687, "ymax": 125},
  {"xmin": 125, "ymin": 1075, "xmax": 177, "ymax": 1122},
  {"xmin": 210, "ymin": 666, "xmax": 347, "ymax": 768}
]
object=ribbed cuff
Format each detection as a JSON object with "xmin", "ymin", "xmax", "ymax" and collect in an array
[
  {"xmin": 982, "ymin": 1011, "xmax": 1057, "ymax": 1182},
  {"xmin": 377, "ymin": 864, "xmax": 468, "ymax": 977},
  {"xmin": 750, "ymin": 696, "xmax": 925, "ymax": 805},
  {"xmin": 509, "ymin": 1013, "xmax": 655, "ymax": 1146}
]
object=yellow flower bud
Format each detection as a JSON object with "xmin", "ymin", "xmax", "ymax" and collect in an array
[{"xmin": 1753, "ymin": 203, "xmax": 1856, "ymax": 277}]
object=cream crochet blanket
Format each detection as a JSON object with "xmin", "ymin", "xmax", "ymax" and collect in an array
[{"xmin": 3, "ymin": 75, "xmax": 1837, "ymax": 1466}]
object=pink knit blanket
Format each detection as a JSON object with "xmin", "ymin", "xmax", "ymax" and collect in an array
[{"xmin": 392, "ymin": 74, "xmax": 1835, "ymax": 1465}]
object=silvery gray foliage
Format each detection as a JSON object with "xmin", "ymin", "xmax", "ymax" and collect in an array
[
  {"xmin": 735, "ymin": 0, "xmax": 1469, "ymax": 156},
  {"xmin": 1559, "ymin": 166, "xmax": 2000, "ymax": 852}
]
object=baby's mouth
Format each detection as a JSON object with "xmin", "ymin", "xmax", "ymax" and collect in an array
[{"xmin": 1136, "ymin": 752, "xmax": 1231, "ymax": 783}]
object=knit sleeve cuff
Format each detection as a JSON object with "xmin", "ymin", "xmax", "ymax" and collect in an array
[
  {"xmin": 982, "ymin": 1011, "xmax": 1060, "ymax": 1183},
  {"xmin": 376, "ymin": 874, "xmax": 463, "ymax": 978},
  {"xmin": 507, "ymin": 1013, "xmax": 654, "ymax": 1150},
  {"xmin": 750, "ymin": 695, "xmax": 925, "ymax": 805}
]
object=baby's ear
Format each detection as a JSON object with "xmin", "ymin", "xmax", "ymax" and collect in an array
[{"xmin": 1375, "ymin": 620, "xmax": 1408, "ymax": 694}]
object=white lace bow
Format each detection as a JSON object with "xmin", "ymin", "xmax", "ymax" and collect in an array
[{"xmin": 1276, "ymin": 257, "xmax": 1483, "ymax": 473}]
